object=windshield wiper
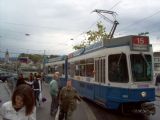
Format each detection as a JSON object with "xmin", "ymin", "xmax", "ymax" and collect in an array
[
  {"xmin": 141, "ymin": 53, "xmax": 149, "ymax": 67},
  {"xmin": 117, "ymin": 52, "xmax": 124, "ymax": 66}
]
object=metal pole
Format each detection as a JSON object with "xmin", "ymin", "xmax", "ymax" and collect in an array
[{"xmin": 43, "ymin": 50, "xmax": 45, "ymax": 74}]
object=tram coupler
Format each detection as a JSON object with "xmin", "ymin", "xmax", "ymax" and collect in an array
[{"xmin": 141, "ymin": 103, "xmax": 155, "ymax": 115}]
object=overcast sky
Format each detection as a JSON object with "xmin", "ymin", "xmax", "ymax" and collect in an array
[{"xmin": 0, "ymin": 0, "xmax": 160, "ymax": 57}]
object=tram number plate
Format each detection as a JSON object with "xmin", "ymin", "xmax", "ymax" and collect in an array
[{"xmin": 131, "ymin": 36, "xmax": 149, "ymax": 51}]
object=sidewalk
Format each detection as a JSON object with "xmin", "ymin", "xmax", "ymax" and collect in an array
[
  {"xmin": 0, "ymin": 82, "xmax": 97, "ymax": 120},
  {"xmin": 39, "ymin": 83, "xmax": 97, "ymax": 120}
]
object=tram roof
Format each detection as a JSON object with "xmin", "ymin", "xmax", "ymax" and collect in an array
[
  {"xmin": 68, "ymin": 35, "xmax": 150, "ymax": 57},
  {"xmin": 47, "ymin": 35, "xmax": 150, "ymax": 63},
  {"xmin": 103, "ymin": 35, "xmax": 137, "ymax": 47}
]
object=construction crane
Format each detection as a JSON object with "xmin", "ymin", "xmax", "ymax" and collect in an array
[{"xmin": 93, "ymin": 9, "xmax": 119, "ymax": 39}]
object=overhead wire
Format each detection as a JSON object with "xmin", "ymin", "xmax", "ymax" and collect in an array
[
  {"xmin": 119, "ymin": 9, "xmax": 160, "ymax": 31},
  {"xmin": 71, "ymin": 1, "xmax": 122, "ymax": 40}
]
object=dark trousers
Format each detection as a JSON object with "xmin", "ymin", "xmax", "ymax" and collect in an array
[
  {"xmin": 58, "ymin": 108, "xmax": 73, "ymax": 120},
  {"xmin": 34, "ymin": 91, "xmax": 40, "ymax": 106},
  {"xmin": 50, "ymin": 95, "xmax": 58, "ymax": 115}
]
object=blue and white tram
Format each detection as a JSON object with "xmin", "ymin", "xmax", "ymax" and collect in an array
[{"xmin": 46, "ymin": 35, "xmax": 155, "ymax": 115}]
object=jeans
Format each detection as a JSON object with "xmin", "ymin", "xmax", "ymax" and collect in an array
[{"xmin": 34, "ymin": 91, "xmax": 40, "ymax": 106}]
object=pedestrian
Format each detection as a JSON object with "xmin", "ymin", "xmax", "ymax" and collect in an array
[
  {"xmin": 156, "ymin": 74, "xmax": 160, "ymax": 86},
  {"xmin": 25, "ymin": 73, "xmax": 34, "ymax": 87},
  {"xmin": 1, "ymin": 84, "xmax": 36, "ymax": 120},
  {"xmin": 49, "ymin": 72, "xmax": 59, "ymax": 116},
  {"xmin": 33, "ymin": 76, "xmax": 41, "ymax": 106},
  {"xmin": 16, "ymin": 73, "xmax": 25, "ymax": 87},
  {"xmin": 54, "ymin": 71, "xmax": 61, "ymax": 93},
  {"xmin": 34, "ymin": 73, "xmax": 37, "ymax": 79},
  {"xmin": 58, "ymin": 80, "xmax": 81, "ymax": 120}
]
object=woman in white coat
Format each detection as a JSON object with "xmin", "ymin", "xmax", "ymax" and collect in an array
[{"xmin": 1, "ymin": 84, "xmax": 36, "ymax": 120}]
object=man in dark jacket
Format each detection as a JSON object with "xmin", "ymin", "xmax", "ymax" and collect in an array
[
  {"xmin": 33, "ymin": 76, "xmax": 40, "ymax": 106},
  {"xmin": 58, "ymin": 80, "xmax": 81, "ymax": 120}
]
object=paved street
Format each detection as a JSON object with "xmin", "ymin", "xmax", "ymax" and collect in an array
[
  {"xmin": 87, "ymin": 96, "xmax": 160, "ymax": 120},
  {"xmin": 37, "ymin": 82, "xmax": 96, "ymax": 120},
  {"xmin": 1, "ymin": 81, "xmax": 160, "ymax": 120},
  {"xmin": 0, "ymin": 81, "xmax": 96, "ymax": 120}
]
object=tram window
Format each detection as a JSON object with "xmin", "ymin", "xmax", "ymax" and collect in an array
[
  {"xmin": 108, "ymin": 54, "xmax": 129, "ymax": 83},
  {"xmin": 79, "ymin": 59, "xmax": 86, "ymax": 76},
  {"xmin": 102, "ymin": 59, "xmax": 105, "ymax": 83},
  {"xmin": 61, "ymin": 65, "xmax": 63, "ymax": 76},
  {"xmin": 95, "ymin": 60, "xmax": 98, "ymax": 82},
  {"xmin": 75, "ymin": 61, "xmax": 80, "ymax": 76},
  {"xmin": 130, "ymin": 54, "xmax": 152, "ymax": 82},
  {"xmin": 86, "ymin": 58, "xmax": 94, "ymax": 77},
  {"xmin": 48, "ymin": 66, "xmax": 55, "ymax": 74},
  {"xmin": 80, "ymin": 59, "xmax": 86, "ymax": 64},
  {"xmin": 70, "ymin": 62, "xmax": 75, "ymax": 77},
  {"xmin": 86, "ymin": 58, "xmax": 94, "ymax": 63},
  {"xmin": 55, "ymin": 64, "xmax": 63, "ymax": 76},
  {"xmin": 86, "ymin": 64, "xmax": 94, "ymax": 77},
  {"xmin": 80, "ymin": 65, "xmax": 86, "ymax": 76}
]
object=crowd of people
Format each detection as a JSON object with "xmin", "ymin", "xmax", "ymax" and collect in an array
[
  {"xmin": 0, "ymin": 72, "xmax": 43, "ymax": 120},
  {"xmin": 0, "ymin": 71, "xmax": 81, "ymax": 120}
]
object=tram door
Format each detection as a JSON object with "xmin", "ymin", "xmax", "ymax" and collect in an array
[{"xmin": 94, "ymin": 57, "xmax": 106, "ymax": 104}]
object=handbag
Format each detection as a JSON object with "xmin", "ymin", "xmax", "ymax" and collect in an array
[
  {"xmin": 55, "ymin": 106, "xmax": 60, "ymax": 119},
  {"xmin": 39, "ymin": 92, "xmax": 47, "ymax": 103}
]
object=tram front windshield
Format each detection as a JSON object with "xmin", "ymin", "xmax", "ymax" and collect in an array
[{"xmin": 130, "ymin": 54, "xmax": 152, "ymax": 82}]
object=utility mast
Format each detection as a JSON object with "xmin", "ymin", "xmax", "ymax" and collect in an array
[{"xmin": 93, "ymin": 9, "xmax": 119, "ymax": 39}]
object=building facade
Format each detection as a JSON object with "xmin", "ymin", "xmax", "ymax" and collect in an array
[
  {"xmin": 154, "ymin": 52, "xmax": 160, "ymax": 96},
  {"xmin": 154, "ymin": 52, "xmax": 160, "ymax": 77}
]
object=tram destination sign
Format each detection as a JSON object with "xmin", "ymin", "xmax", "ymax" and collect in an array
[{"xmin": 130, "ymin": 36, "xmax": 149, "ymax": 51}]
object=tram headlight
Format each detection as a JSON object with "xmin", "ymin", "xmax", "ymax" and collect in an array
[{"xmin": 141, "ymin": 91, "xmax": 147, "ymax": 97}]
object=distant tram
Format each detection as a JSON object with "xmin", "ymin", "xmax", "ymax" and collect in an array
[{"xmin": 45, "ymin": 35, "xmax": 155, "ymax": 115}]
